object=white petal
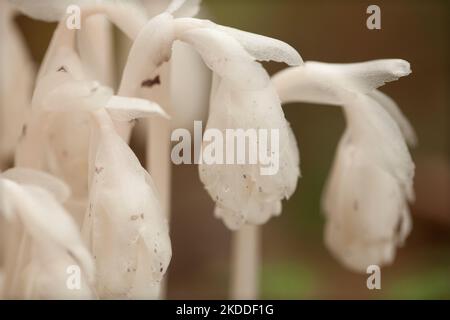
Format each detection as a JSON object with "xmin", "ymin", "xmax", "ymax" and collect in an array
[
  {"xmin": 83, "ymin": 109, "xmax": 171, "ymax": 298},
  {"xmin": 217, "ymin": 25, "xmax": 302, "ymax": 66},
  {"xmin": 273, "ymin": 60, "xmax": 411, "ymax": 105},
  {"xmin": 341, "ymin": 92, "xmax": 415, "ymax": 201},
  {"xmin": 2, "ymin": 167, "xmax": 70, "ymax": 202},
  {"xmin": 368, "ymin": 89, "xmax": 417, "ymax": 147},
  {"xmin": 323, "ymin": 144, "xmax": 411, "ymax": 272},
  {"xmin": 0, "ymin": 177, "xmax": 94, "ymax": 298},
  {"xmin": 306, "ymin": 59, "xmax": 411, "ymax": 93},
  {"xmin": 199, "ymin": 79, "xmax": 300, "ymax": 229},
  {"xmin": 106, "ymin": 95, "xmax": 168, "ymax": 122},
  {"xmin": 41, "ymin": 81, "xmax": 113, "ymax": 113},
  {"xmin": 178, "ymin": 26, "xmax": 269, "ymax": 90}
]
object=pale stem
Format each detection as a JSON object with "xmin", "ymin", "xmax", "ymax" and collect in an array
[
  {"xmin": 145, "ymin": 63, "xmax": 173, "ymax": 299},
  {"xmin": 78, "ymin": 15, "xmax": 115, "ymax": 88},
  {"xmin": 230, "ymin": 225, "xmax": 261, "ymax": 299}
]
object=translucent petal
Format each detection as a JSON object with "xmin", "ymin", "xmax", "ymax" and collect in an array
[
  {"xmin": 199, "ymin": 78, "xmax": 300, "ymax": 229},
  {"xmin": 82, "ymin": 109, "xmax": 171, "ymax": 298},
  {"xmin": 217, "ymin": 25, "xmax": 302, "ymax": 66},
  {"xmin": 1, "ymin": 167, "xmax": 70, "ymax": 202},
  {"xmin": 178, "ymin": 27, "xmax": 269, "ymax": 90},
  {"xmin": 0, "ymin": 176, "xmax": 94, "ymax": 298},
  {"xmin": 105, "ymin": 95, "xmax": 168, "ymax": 122}
]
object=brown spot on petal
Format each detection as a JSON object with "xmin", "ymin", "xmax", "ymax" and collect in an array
[
  {"xmin": 141, "ymin": 75, "xmax": 160, "ymax": 88},
  {"xmin": 57, "ymin": 66, "xmax": 67, "ymax": 72},
  {"xmin": 95, "ymin": 166, "xmax": 104, "ymax": 174},
  {"xmin": 130, "ymin": 215, "xmax": 139, "ymax": 221}
]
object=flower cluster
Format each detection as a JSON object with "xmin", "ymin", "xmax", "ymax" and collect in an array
[{"xmin": 0, "ymin": 0, "xmax": 415, "ymax": 299}]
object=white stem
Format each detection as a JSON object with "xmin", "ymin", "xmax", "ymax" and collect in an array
[
  {"xmin": 230, "ymin": 225, "xmax": 261, "ymax": 300},
  {"xmin": 144, "ymin": 63, "xmax": 173, "ymax": 299},
  {"xmin": 78, "ymin": 15, "xmax": 115, "ymax": 87}
]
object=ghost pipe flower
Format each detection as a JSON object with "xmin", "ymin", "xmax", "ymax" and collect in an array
[
  {"xmin": 82, "ymin": 105, "xmax": 171, "ymax": 299},
  {"xmin": 21, "ymin": 22, "xmax": 171, "ymax": 298},
  {"xmin": 117, "ymin": 12, "xmax": 301, "ymax": 300},
  {"xmin": 10, "ymin": 3, "xmax": 172, "ymax": 298},
  {"xmin": 0, "ymin": 1, "xmax": 35, "ymax": 170},
  {"xmin": 120, "ymin": 12, "xmax": 301, "ymax": 225},
  {"xmin": 272, "ymin": 59, "xmax": 415, "ymax": 272},
  {"xmin": 14, "ymin": 3, "xmax": 151, "ymax": 213},
  {"xmin": 0, "ymin": 168, "xmax": 94, "ymax": 299}
]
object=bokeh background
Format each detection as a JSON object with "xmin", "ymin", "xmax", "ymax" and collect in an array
[{"xmin": 14, "ymin": 0, "xmax": 450, "ymax": 299}]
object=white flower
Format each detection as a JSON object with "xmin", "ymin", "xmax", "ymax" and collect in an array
[
  {"xmin": 272, "ymin": 59, "xmax": 415, "ymax": 272},
  {"xmin": 83, "ymin": 107, "xmax": 171, "ymax": 299},
  {"xmin": 40, "ymin": 73, "xmax": 170, "ymax": 298},
  {"xmin": 120, "ymin": 13, "xmax": 302, "ymax": 229},
  {"xmin": 0, "ymin": 2, "xmax": 35, "ymax": 170},
  {"xmin": 12, "ymin": 7, "xmax": 171, "ymax": 297},
  {"xmin": 0, "ymin": 168, "xmax": 94, "ymax": 299}
]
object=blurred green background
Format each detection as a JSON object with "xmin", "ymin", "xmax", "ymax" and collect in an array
[{"xmin": 15, "ymin": 0, "xmax": 450, "ymax": 299}]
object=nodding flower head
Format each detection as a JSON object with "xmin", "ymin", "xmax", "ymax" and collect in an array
[
  {"xmin": 120, "ymin": 12, "xmax": 302, "ymax": 230},
  {"xmin": 272, "ymin": 59, "xmax": 415, "ymax": 272},
  {"xmin": 13, "ymin": 10, "xmax": 170, "ymax": 298}
]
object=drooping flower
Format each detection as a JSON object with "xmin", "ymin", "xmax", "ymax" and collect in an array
[
  {"xmin": 9, "ymin": 3, "xmax": 173, "ymax": 296},
  {"xmin": 14, "ymin": 4, "xmax": 150, "ymax": 211},
  {"xmin": 272, "ymin": 59, "xmax": 415, "ymax": 272},
  {"xmin": 119, "ymin": 12, "xmax": 302, "ymax": 229},
  {"xmin": 82, "ymin": 106, "xmax": 171, "ymax": 298},
  {"xmin": 27, "ymin": 34, "xmax": 171, "ymax": 300},
  {"xmin": 0, "ymin": 168, "xmax": 94, "ymax": 299},
  {"xmin": 0, "ymin": 1, "xmax": 35, "ymax": 170}
]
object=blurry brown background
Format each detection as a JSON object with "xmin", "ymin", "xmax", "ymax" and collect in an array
[{"xmin": 16, "ymin": 0, "xmax": 450, "ymax": 299}]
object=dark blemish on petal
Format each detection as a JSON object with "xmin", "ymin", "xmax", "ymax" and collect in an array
[
  {"xmin": 141, "ymin": 75, "xmax": 161, "ymax": 88},
  {"xmin": 160, "ymin": 267, "xmax": 163, "ymax": 272},
  {"xmin": 95, "ymin": 166, "xmax": 104, "ymax": 174},
  {"xmin": 130, "ymin": 215, "xmax": 139, "ymax": 221},
  {"xmin": 57, "ymin": 66, "xmax": 67, "ymax": 72},
  {"xmin": 243, "ymin": 174, "xmax": 246, "ymax": 179},
  {"xmin": 140, "ymin": 213, "xmax": 144, "ymax": 219},
  {"xmin": 21, "ymin": 125, "xmax": 27, "ymax": 137},
  {"xmin": 353, "ymin": 201, "xmax": 359, "ymax": 211},
  {"xmin": 66, "ymin": 250, "xmax": 76, "ymax": 261}
]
